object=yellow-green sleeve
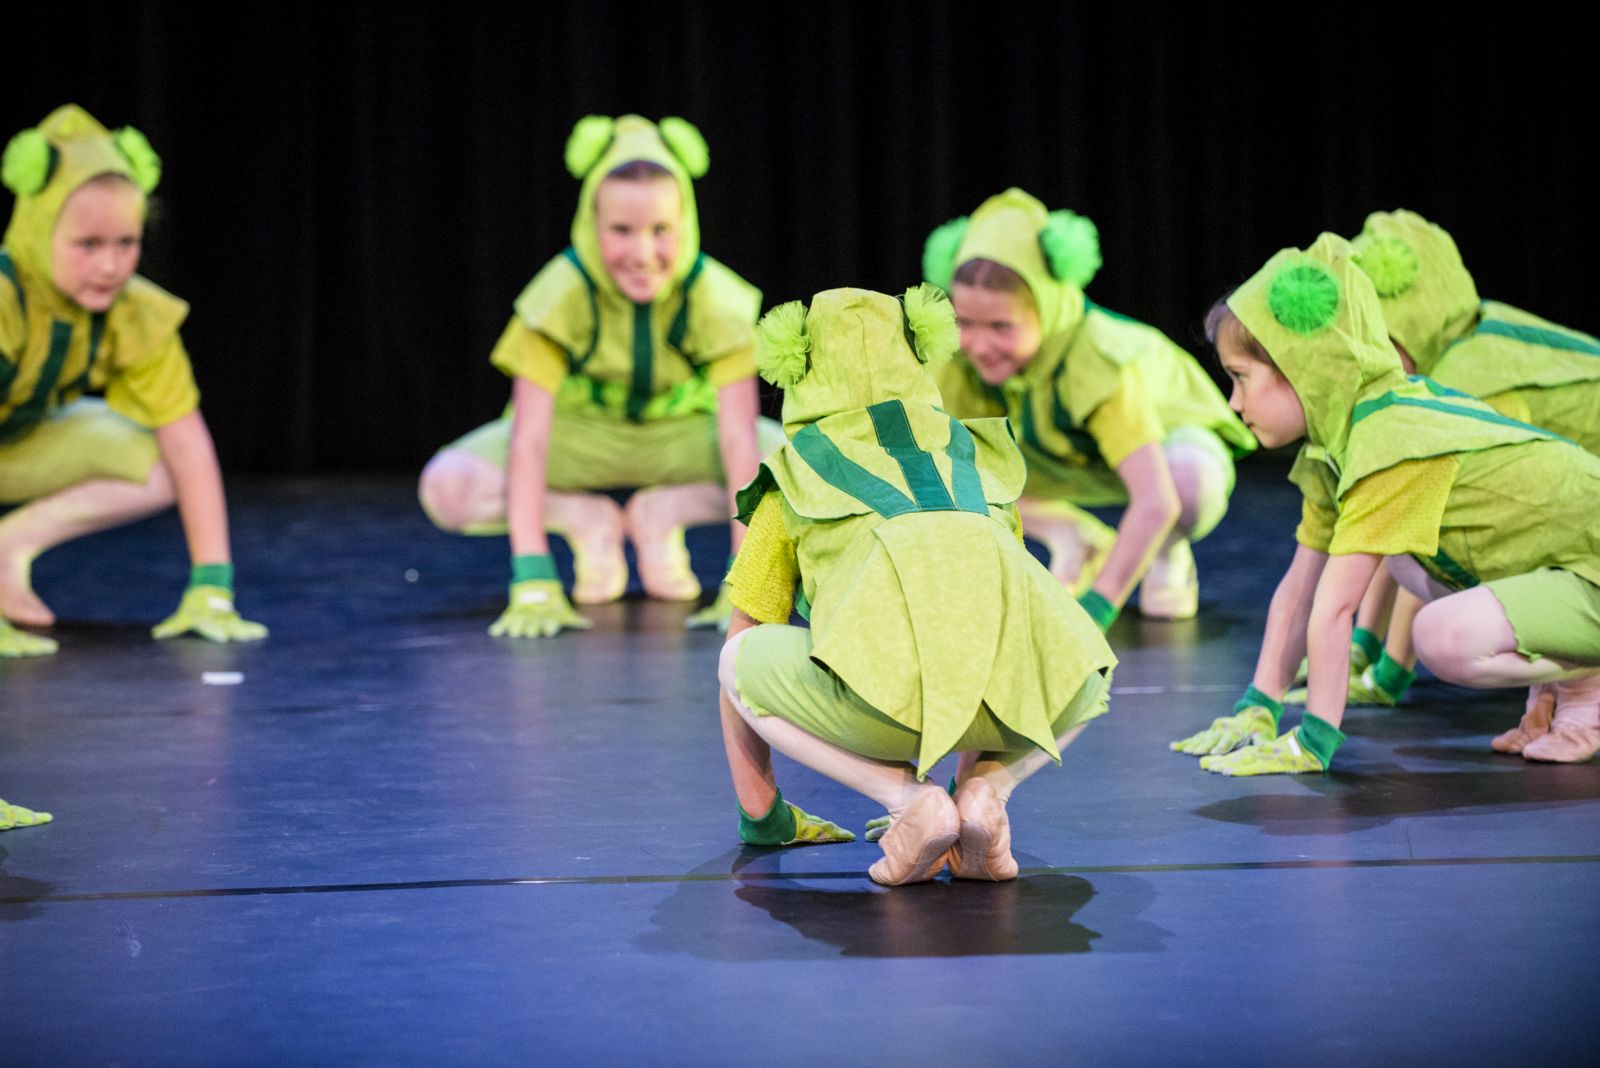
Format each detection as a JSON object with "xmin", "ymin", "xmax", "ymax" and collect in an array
[
  {"xmin": 725, "ymin": 491, "xmax": 800, "ymax": 625},
  {"xmin": 1328, "ymin": 456, "xmax": 1459, "ymax": 557},
  {"xmin": 488, "ymin": 318, "xmax": 568, "ymax": 395},
  {"xmin": 705, "ymin": 344, "xmax": 756, "ymax": 389},
  {"xmin": 1083, "ymin": 364, "xmax": 1166, "ymax": 469},
  {"xmin": 0, "ymin": 280, "xmax": 21, "ymax": 364},
  {"xmin": 104, "ymin": 332, "xmax": 200, "ymax": 428}
]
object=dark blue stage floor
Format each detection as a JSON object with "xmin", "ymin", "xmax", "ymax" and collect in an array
[{"xmin": 3, "ymin": 463, "xmax": 1597, "ymax": 1066}]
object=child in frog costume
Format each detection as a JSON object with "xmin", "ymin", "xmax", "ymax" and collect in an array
[
  {"xmin": 1, "ymin": 105, "xmax": 266, "ymax": 657},
  {"xmin": 418, "ymin": 115, "xmax": 779, "ymax": 636},
  {"xmin": 1288, "ymin": 210, "xmax": 1600, "ymax": 726},
  {"xmin": 924, "ymin": 189, "xmax": 1255, "ymax": 629},
  {"xmin": 1172, "ymin": 233, "xmax": 1600, "ymax": 773},
  {"xmin": 717, "ymin": 285, "xmax": 1115, "ymax": 885}
]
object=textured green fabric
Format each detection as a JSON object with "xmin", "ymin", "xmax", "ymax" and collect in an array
[
  {"xmin": 1296, "ymin": 713, "xmax": 1347, "ymax": 768},
  {"xmin": 511, "ymin": 554, "xmax": 558, "ymax": 583},
  {"xmin": 1235, "ymin": 684, "xmax": 1284, "ymax": 729},
  {"xmin": 188, "ymin": 562, "xmax": 234, "ymax": 592},
  {"xmin": 732, "ymin": 287, "xmax": 1115, "ymax": 775},
  {"xmin": 1351, "ymin": 210, "xmax": 1479, "ymax": 374},
  {"xmin": 505, "ymin": 116, "xmax": 759, "ymax": 419},
  {"xmin": 738, "ymin": 788, "xmax": 798, "ymax": 845},
  {"xmin": 0, "ymin": 398, "xmax": 159, "ymax": 503},
  {"xmin": 1486, "ymin": 568, "xmax": 1600, "ymax": 665},
  {"xmin": 1077, "ymin": 589, "xmax": 1117, "ymax": 631}
]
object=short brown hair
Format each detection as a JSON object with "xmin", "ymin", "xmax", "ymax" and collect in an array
[
  {"xmin": 951, "ymin": 257, "xmax": 1028, "ymax": 296},
  {"xmin": 604, "ymin": 159, "xmax": 674, "ymax": 183},
  {"xmin": 1205, "ymin": 298, "xmax": 1275, "ymax": 369}
]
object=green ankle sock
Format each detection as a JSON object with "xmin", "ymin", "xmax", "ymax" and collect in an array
[
  {"xmin": 1350, "ymin": 627, "xmax": 1383, "ymax": 671},
  {"xmin": 738, "ymin": 789, "xmax": 797, "ymax": 845},
  {"xmin": 1369, "ymin": 652, "xmax": 1415, "ymax": 701},
  {"xmin": 1297, "ymin": 713, "xmax": 1347, "ymax": 769},
  {"xmin": 1235, "ymin": 684, "xmax": 1284, "ymax": 729}
]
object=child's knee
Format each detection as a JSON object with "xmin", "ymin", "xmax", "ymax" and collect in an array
[
  {"xmin": 718, "ymin": 629, "xmax": 750, "ymax": 707},
  {"xmin": 417, "ymin": 450, "xmax": 494, "ymax": 532},
  {"xmin": 1164, "ymin": 442, "xmax": 1228, "ymax": 537},
  {"xmin": 1413, "ymin": 590, "xmax": 1514, "ymax": 683}
]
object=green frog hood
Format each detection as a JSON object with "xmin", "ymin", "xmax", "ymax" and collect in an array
[
  {"xmin": 1227, "ymin": 232, "xmax": 1410, "ymax": 467},
  {"xmin": 1350, "ymin": 209, "xmax": 1479, "ymax": 374},
  {"xmin": 561, "ymin": 114, "xmax": 707, "ymax": 300}
]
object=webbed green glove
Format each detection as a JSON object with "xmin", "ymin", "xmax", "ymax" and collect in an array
[
  {"xmin": 1291, "ymin": 626, "xmax": 1381, "ymax": 686},
  {"xmin": 1287, "ymin": 650, "xmax": 1414, "ymax": 708},
  {"xmin": 1, "ymin": 797, "xmax": 53, "ymax": 830},
  {"xmin": 1199, "ymin": 715, "xmax": 1346, "ymax": 776},
  {"xmin": 739, "ymin": 788, "xmax": 855, "ymax": 846},
  {"xmin": 152, "ymin": 565, "xmax": 267, "ymax": 642},
  {"xmin": 1171, "ymin": 686, "xmax": 1282, "ymax": 755},
  {"xmin": 490, "ymin": 554, "xmax": 592, "ymax": 638},
  {"xmin": 1, "ymin": 619, "xmax": 57, "ymax": 657},
  {"xmin": 684, "ymin": 581, "xmax": 734, "ymax": 632}
]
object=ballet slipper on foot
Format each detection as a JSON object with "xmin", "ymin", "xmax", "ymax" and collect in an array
[
  {"xmin": 545, "ymin": 493, "xmax": 627, "ymax": 605},
  {"xmin": 1491, "ymin": 685, "xmax": 1554, "ymax": 754},
  {"xmin": 627, "ymin": 485, "xmax": 719, "ymax": 602},
  {"xmin": 1138, "ymin": 538, "xmax": 1199, "ymax": 620},
  {"xmin": 949, "ymin": 777, "xmax": 1018, "ymax": 881},
  {"xmin": 868, "ymin": 787, "xmax": 959, "ymax": 887},
  {"xmin": 1522, "ymin": 681, "xmax": 1600, "ymax": 763}
]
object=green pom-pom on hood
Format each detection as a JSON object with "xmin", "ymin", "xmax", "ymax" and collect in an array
[
  {"xmin": 771, "ymin": 288, "xmax": 950, "ymax": 436},
  {"xmin": 564, "ymin": 115, "xmax": 616, "ymax": 179},
  {"xmin": 755, "ymin": 300, "xmax": 812, "ymax": 387},
  {"xmin": 1267, "ymin": 264, "xmax": 1341, "ymax": 335},
  {"xmin": 565, "ymin": 114, "xmax": 707, "ymax": 300},
  {"xmin": 657, "ymin": 117, "xmax": 709, "ymax": 179},
  {"xmin": 2, "ymin": 129, "xmax": 54, "ymax": 196},
  {"xmin": 1350, "ymin": 209, "xmax": 1479, "ymax": 374},
  {"xmin": 4, "ymin": 104, "xmax": 151, "ymax": 285},
  {"xmin": 112, "ymin": 127, "xmax": 162, "ymax": 193},
  {"xmin": 1039, "ymin": 209, "xmax": 1101, "ymax": 288},
  {"xmin": 901, "ymin": 283, "xmax": 958, "ymax": 365},
  {"xmin": 921, "ymin": 215, "xmax": 969, "ymax": 291},
  {"xmin": 1227, "ymin": 233, "xmax": 1408, "ymax": 464}
]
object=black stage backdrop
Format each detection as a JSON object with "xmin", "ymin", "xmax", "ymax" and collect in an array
[{"xmin": 7, "ymin": 2, "xmax": 1594, "ymax": 473}]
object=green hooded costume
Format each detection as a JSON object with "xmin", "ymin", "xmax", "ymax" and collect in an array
[
  {"xmin": 1, "ymin": 105, "xmax": 195, "ymax": 500},
  {"xmin": 1352, "ymin": 209, "xmax": 1600, "ymax": 454},
  {"xmin": 925, "ymin": 188, "xmax": 1254, "ymax": 505},
  {"xmin": 1232, "ymin": 234, "xmax": 1600, "ymax": 606},
  {"xmin": 727, "ymin": 286, "xmax": 1115, "ymax": 775}
]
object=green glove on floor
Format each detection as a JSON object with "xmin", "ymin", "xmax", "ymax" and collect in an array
[
  {"xmin": 1199, "ymin": 715, "xmax": 1346, "ymax": 776},
  {"xmin": 1170, "ymin": 686, "xmax": 1282, "ymax": 756},
  {"xmin": 1, "ymin": 798, "xmax": 53, "ymax": 830},
  {"xmin": 1, "ymin": 619, "xmax": 57, "ymax": 657},
  {"xmin": 152, "ymin": 566, "xmax": 267, "ymax": 643},
  {"xmin": 490, "ymin": 555, "xmax": 592, "ymax": 638},
  {"xmin": 739, "ymin": 789, "xmax": 856, "ymax": 846},
  {"xmin": 684, "ymin": 582, "xmax": 734, "ymax": 632}
]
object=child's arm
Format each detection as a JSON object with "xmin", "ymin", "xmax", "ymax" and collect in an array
[
  {"xmin": 492, "ymin": 376, "xmax": 590, "ymax": 638},
  {"xmin": 1303, "ymin": 552, "xmax": 1383, "ymax": 731},
  {"xmin": 1084, "ymin": 442, "xmax": 1180, "ymax": 613},
  {"xmin": 713, "ymin": 377, "xmax": 761, "ymax": 554},
  {"xmin": 719, "ymin": 609, "xmax": 776, "ymax": 815},
  {"xmin": 150, "ymin": 410, "xmax": 266, "ymax": 642}
]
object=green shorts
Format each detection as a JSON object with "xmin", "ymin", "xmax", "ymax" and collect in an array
[
  {"xmin": 1021, "ymin": 423, "xmax": 1238, "ymax": 509},
  {"xmin": 444, "ymin": 408, "xmax": 786, "ymax": 491},
  {"xmin": 1486, "ymin": 568, "xmax": 1600, "ymax": 665},
  {"xmin": 731, "ymin": 622, "xmax": 1111, "ymax": 763},
  {"xmin": 0, "ymin": 399, "xmax": 160, "ymax": 504}
]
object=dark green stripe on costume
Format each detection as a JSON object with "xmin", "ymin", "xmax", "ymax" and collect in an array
[
  {"xmin": 667, "ymin": 254, "xmax": 705, "ymax": 351},
  {"xmin": 943, "ymin": 417, "xmax": 991, "ymax": 513},
  {"xmin": 1418, "ymin": 548, "xmax": 1478, "ymax": 591},
  {"xmin": 867, "ymin": 400, "xmax": 955, "ymax": 511},
  {"xmin": 0, "ymin": 320, "xmax": 72, "ymax": 441},
  {"xmin": 1476, "ymin": 319, "xmax": 1600, "ymax": 356},
  {"xmin": 0, "ymin": 250, "xmax": 21, "ymax": 317},
  {"xmin": 560, "ymin": 246, "xmax": 600, "ymax": 372},
  {"xmin": 1351, "ymin": 392, "xmax": 1568, "ymax": 443},
  {"xmin": 791, "ymin": 423, "xmax": 919, "ymax": 518},
  {"xmin": 57, "ymin": 311, "xmax": 107, "ymax": 399},
  {"xmin": 627, "ymin": 302, "xmax": 653, "ymax": 422}
]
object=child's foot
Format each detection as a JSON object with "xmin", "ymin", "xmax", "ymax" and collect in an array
[
  {"xmin": 0, "ymin": 551, "xmax": 54, "ymax": 627},
  {"xmin": 1138, "ymin": 538, "xmax": 1199, "ymax": 620},
  {"xmin": 545, "ymin": 493, "xmax": 627, "ymax": 605},
  {"xmin": 1016, "ymin": 498, "xmax": 1114, "ymax": 595},
  {"xmin": 868, "ymin": 786, "xmax": 959, "ymax": 886},
  {"xmin": 1522, "ymin": 675, "xmax": 1600, "ymax": 764},
  {"xmin": 1491, "ymin": 684, "xmax": 1555, "ymax": 754},
  {"xmin": 948, "ymin": 777, "xmax": 1017, "ymax": 881},
  {"xmin": 626, "ymin": 485, "xmax": 721, "ymax": 602}
]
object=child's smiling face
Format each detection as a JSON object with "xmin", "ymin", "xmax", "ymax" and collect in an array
[
  {"xmin": 595, "ymin": 174, "xmax": 681, "ymax": 304},
  {"xmin": 1216, "ymin": 320, "xmax": 1307, "ymax": 449},
  {"xmin": 50, "ymin": 177, "xmax": 144, "ymax": 313},
  {"xmin": 950, "ymin": 283, "xmax": 1042, "ymax": 385}
]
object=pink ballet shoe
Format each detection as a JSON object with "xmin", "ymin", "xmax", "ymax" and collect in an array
[
  {"xmin": 1522, "ymin": 685, "xmax": 1600, "ymax": 763},
  {"xmin": 1491, "ymin": 686, "xmax": 1554, "ymax": 754},
  {"xmin": 1138, "ymin": 539, "xmax": 1199, "ymax": 620},
  {"xmin": 626, "ymin": 486, "xmax": 718, "ymax": 602},
  {"xmin": 868, "ymin": 788, "xmax": 959, "ymax": 886},
  {"xmin": 948, "ymin": 777, "xmax": 1018, "ymax": 881}
]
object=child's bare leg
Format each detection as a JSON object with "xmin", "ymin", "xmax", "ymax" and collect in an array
[
  {"xmin": 1140, "ymin": 438, "xmax": 1230, "ymax": 620},
  {"xmin": 0, "ymin": 466, "xmax": 175, "ymax": 626},
  {"xmin": 1015, "ymin": 496, "xmax": 1115, "ymax": 593},
  {"xmin": 626, "ymin": 482, "xmax": 725, "ymax": 601},
  {"xmin": 545, "ymin": 492, "xmax": 626, "ymax": 604},
  {"xmin": 417, "ymin": 448, "xmax": 507, "ymax": 534},
  {"xmin": 1355, "ymin": 567, "xmax": 1399, "ymax": 642}
]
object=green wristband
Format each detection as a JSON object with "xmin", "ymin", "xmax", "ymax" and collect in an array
[
  {"xmin": 189, "ymin": 563, "xmax": 234, "ymax": 591},
  {"xmin": 1234, "ymin": 684, "xmax": 1284, "ymax": 728},
  {"xmin": 511, "ymin": 554, "xmax": 558, "ymax": 583},
  {"xmin": 738, "ymin": 788, "xmax": 798, "ymax": 846},
  {"xmin": 1296, "ymin": 713, "xmax": 1347, "ymax": 769},
  {"xmin": 1350, "ymin": 626, "xmax": 1384, "ymax": 670},
  {"xmin": 1077, "ymin": 589, "xmax": 1117, "ymax": 632},
  {"xmin": 1369, "ymin": 651, "xmax": 1415, "ymax": 701}
]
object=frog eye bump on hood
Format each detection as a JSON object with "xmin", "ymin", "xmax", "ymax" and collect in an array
[
  {"xmin": 2, "ymin": 128, "xmax": 56, "ymax": 196},
  {"xmin": 1268, "ymin": 263, "xmax": 1341, "ymax": 336},
  {"xmin": 1353, "ymin": 234, "xmax": 1421, "ymax": 298},
  {"xmin": 564, "ymin": 115, "xmax": 617, "ymax": 179},
  {"xmin": 1038, "ymin": 209, "xmax": 1100, "ymax": 288}
]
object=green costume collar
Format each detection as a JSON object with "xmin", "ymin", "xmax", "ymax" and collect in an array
[
  {"xmin": 1350, "ymin": 209, "xmax": 1479, "ymax": 374},
  {"xmin": 563, "ymin": 114, "xmax": 705, "ymax": 303},
  {"xmin": 1228, "ymin": 233, "xmax": 1410, "ymax": 469}
]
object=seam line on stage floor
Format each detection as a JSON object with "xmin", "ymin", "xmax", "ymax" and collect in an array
[{"xmin": 6, "ymin": 853, "xmax": 1599, "ymax": 905}]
